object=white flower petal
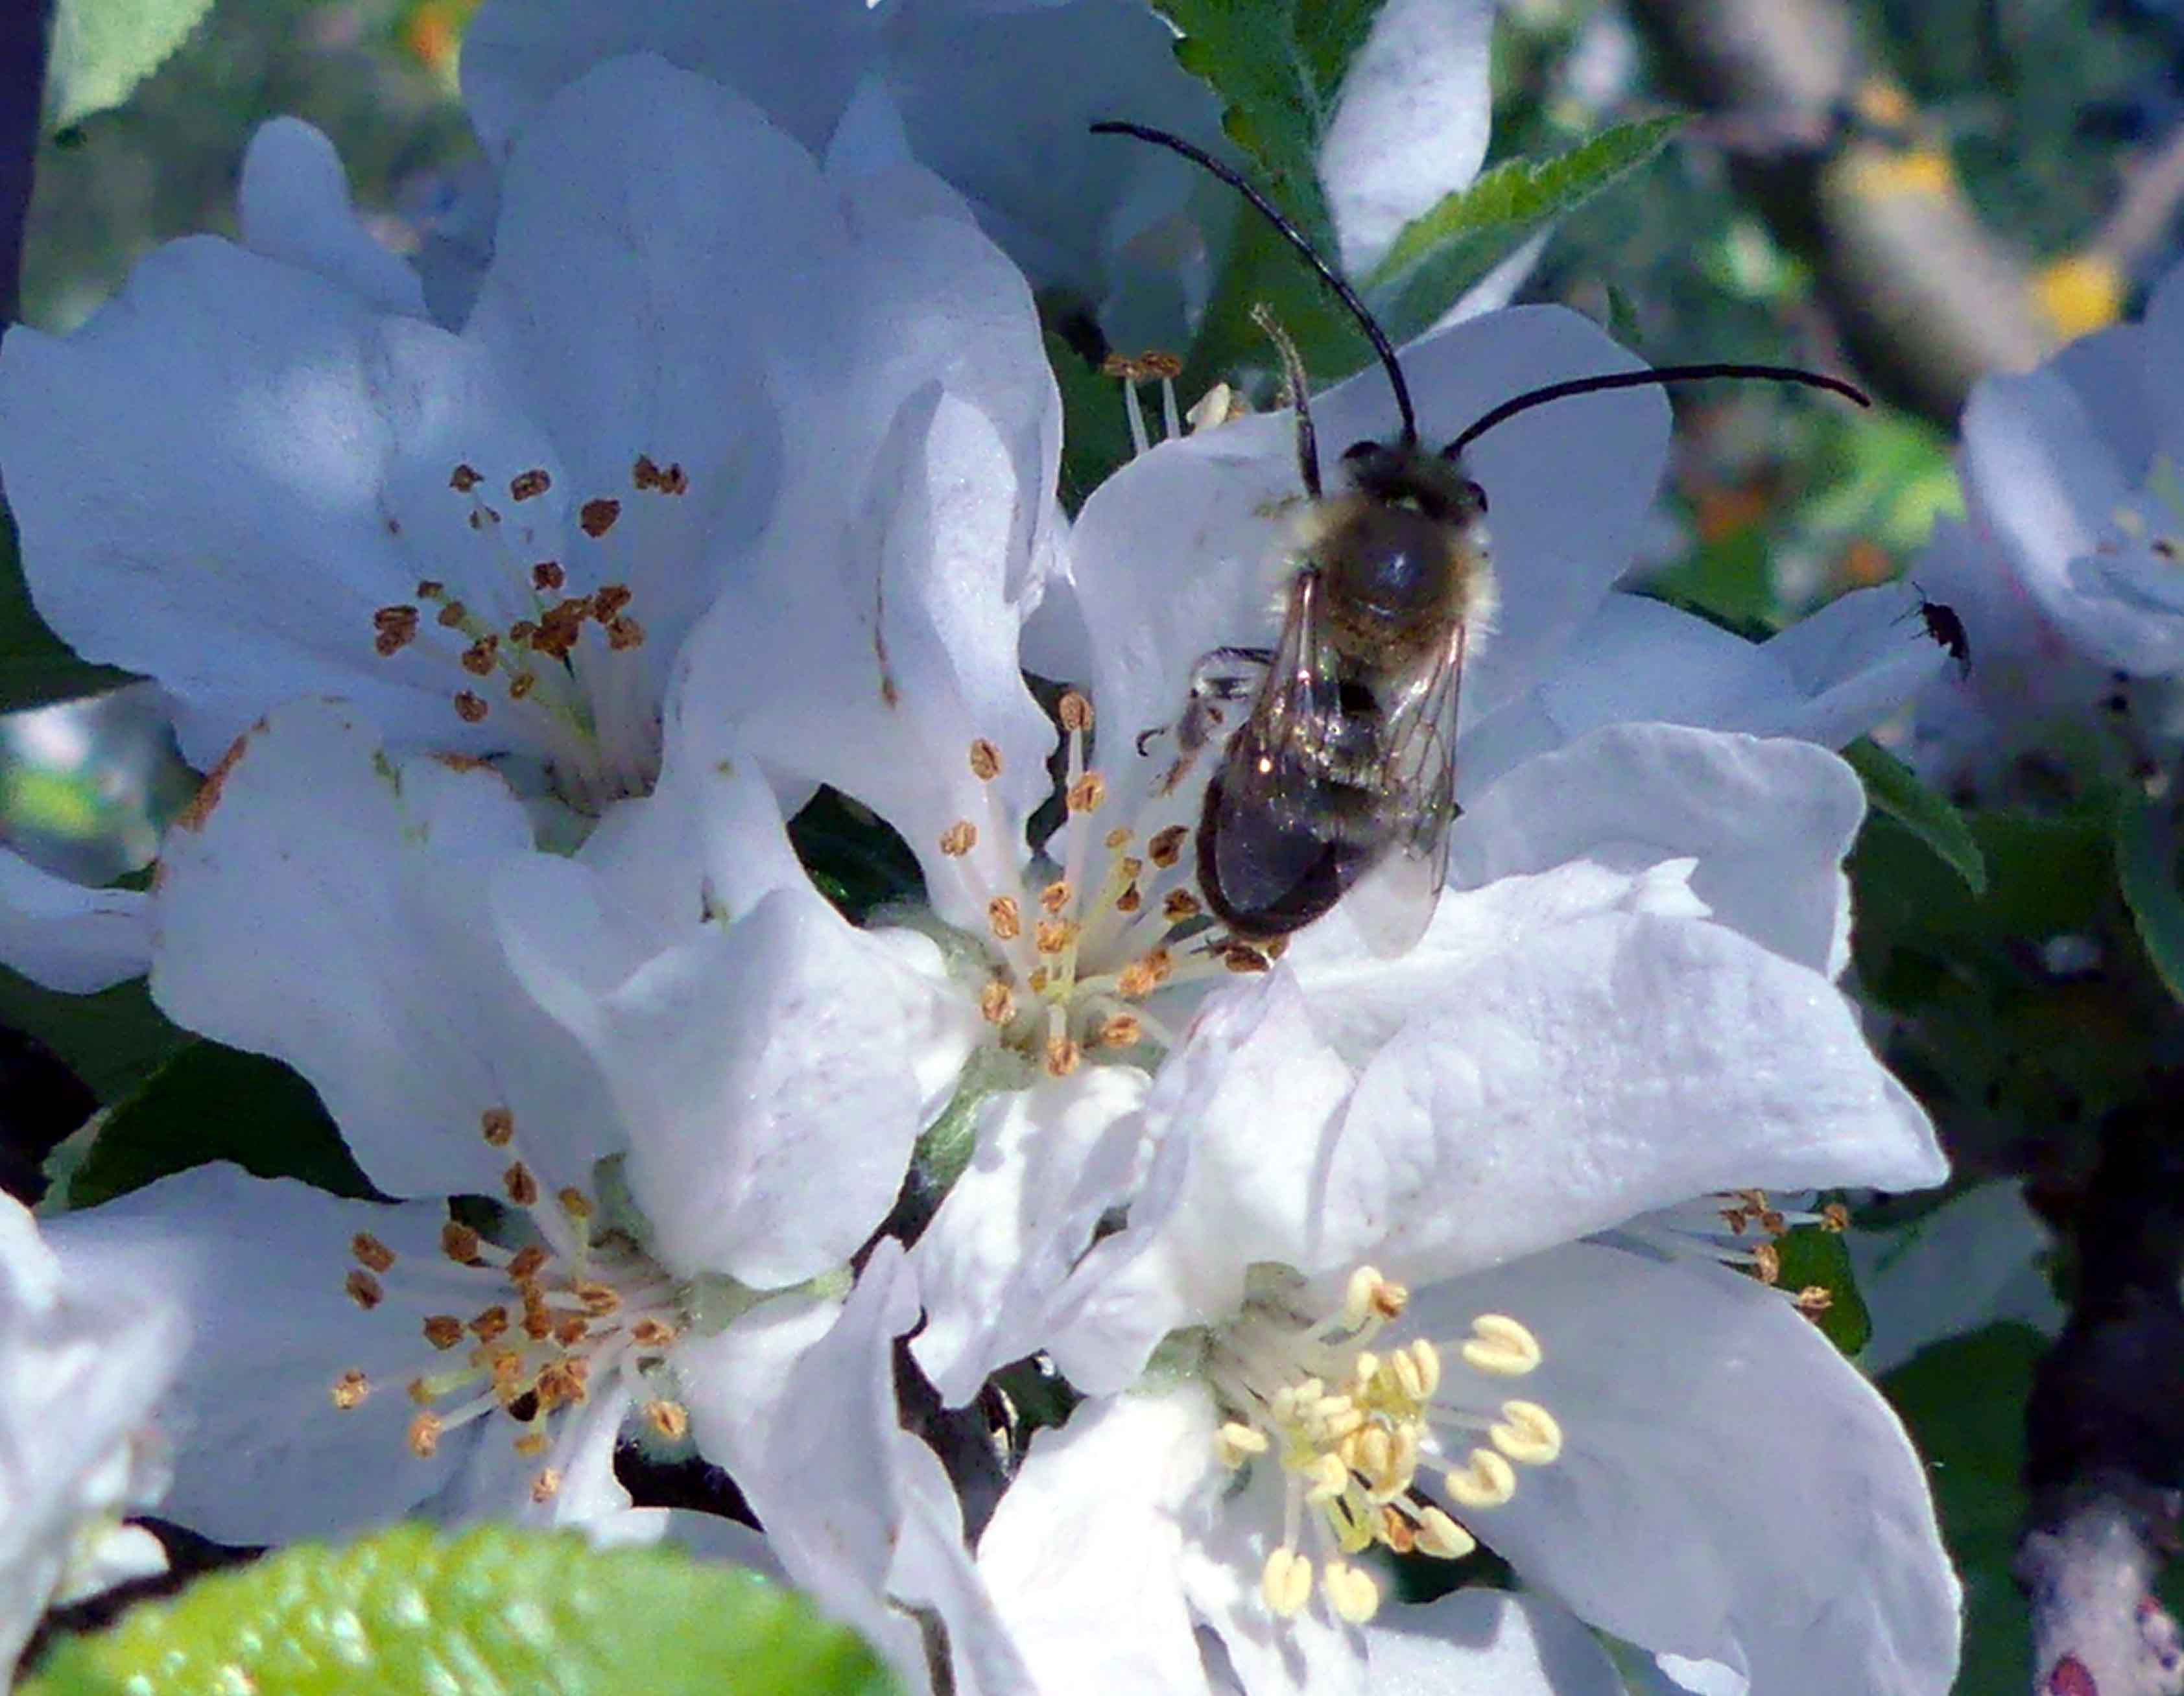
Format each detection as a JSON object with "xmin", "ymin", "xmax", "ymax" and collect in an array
[
  {"xmin": 1851, "ymin": 1180, "xmax": 2063, "ymax": 1374},
  {"xmin": 152, "ymin": 700, "xmax": 617, "ymax": 1199},
  {"xmin": 1962, "ymin": 360, "xmax": 2184, "ymax": 673},
  {"xmin": 682, "ymin": 1240, "xmax": 987, "ymax": 1696},
  {"xmin": 677, "ymin": 381, "xmax": 1057, "ymax": 931},
  {"xmin": 911, "ymin": 1064, "xmax": 1151, "ymax": 1404},
  {"xmin": 0, "ymin": 1193, "xmax": 174, "ymax": 1667},
  {"xmin": 1448, "ymin": 724, "xmax": 1865, "ymax": 976},
  {"xmin": 237, "ymin": 117, "xmax": 426, "ymax": 315},
  {"xmin": 1069, "ymin": 307, "xmax": 1668, "ymax": 760},
  {"xmin": 979, "ymin": 1386, "xmax": 1214, "ymax": 1696},
  {"xmin": 462, "ymin": 0, "xmax": 875, "ymax": 163},
  {"xmin": 1319, "ymin": 0, "xmax": 1493, "ymax": 274},
  {"xmin": 0, "ymin": 243, "xmax": 564, "ymax": 766},
  {"xmin": 0, "ymin": 847, "xmax": 148, "ymax": 991},
  {"xmin": 45, "ymin": 1164, "xmax": 467, "ymax": 1547},
  {"xmin": 1437, "ymin": 1239, "xmax": 1961, "ymax": 1696},
  {"xmin": 466, "ymin": 58, "xmax": 847, "ymax": 674},
  {"xmin": 1044, "ymin": 976, "xmax": 1356, "ymax": 1395},
  {"xmin": 1320, "ymin": 910, "xmax": 1945, "ymax": 1283},
  {"xmin": 504, "ymin": 869, "xmax": 966, "ymax": 1287},
  {"xmin": 1364, "ymin": 1590, "xmax": 1627, "ymax": 1696}
]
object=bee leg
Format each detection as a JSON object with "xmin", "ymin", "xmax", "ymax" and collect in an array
[{"xmin": 1145, "ymin": 645, "xmax": 1274, "ymax": 793}]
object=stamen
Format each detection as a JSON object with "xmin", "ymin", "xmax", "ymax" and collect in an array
[
  {"xmin": 1262, "ymin": 1549, "xmax": 1313, "ymax": 1617},
  {"xmin": 1322, "ymin": 1561, "xmax": 1379, "ymax": 1624},
  {"xmin": 969, "ymin": 738, "xmax": 1003, "ymax": 782},
  {"xmin": 331, "ymin": 1370, "xmax": 370, "ymax": 1410},
  {"xmin": 1444, "ymin": 1448, "xmax": 1517, "ymax": 1509},
  {"xmin": 1460, "ymin": 1314, "xmax": 1542, "ymax": 1376},
  {"xmin": 988, "ymin": 895, "xmax": 1023, "ymax": 942},
  {"xmin": 1058, "ymin": 691, "xmax": 1094, "ymax": 733},
  {"xmin": 940, "ymin": 820, "xmax": 979, "ymax": 857},
  {"xmin": 1490, "ymin": 1400, "xmax": 1563, "ymax": 1465}
]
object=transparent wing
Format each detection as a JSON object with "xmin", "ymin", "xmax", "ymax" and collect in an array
[
  {"xmin": 1202, "ymin": 571, "xmax": 1367, "ymax": 926},
  {"xmin": 1336, "ymin": 617, "xmax": 1471, "ymax": 957}
]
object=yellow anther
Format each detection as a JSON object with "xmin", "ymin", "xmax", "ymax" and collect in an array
[
  {"xmin": 1413, "ymin": 1505, "xmax": 1477, "ymax": 1560},
  {"xmin": 647, "ymin": 1400, "xmax": 691, "ymax": 1441},
  {"xmin": 1045, "ymin": 1036, "xmax": 1082, "ymax": 1078},
  {"xmin": 1461, "ymin": 1313, "xmax": 1541, "ymax": 1376},
  {"xmin": 1035, "ymin": 919, "xmax": 1079, "ymax": 956},
  {"xmin": 1058, "ymin": 691, "xmax": 1094, "ymax": 733},
  {"xmin": 1491, "ymin": 1400, "xmax": 1563, "ymax": 1466},
  {"xmin": 1794, "ymin": 1284, "xmax": 1834, "ymax": 1317},
  {"xmin": 351, "ymin": 1233, "xmax": 396, "ymax": 1274},
  {"xmin": 1215, "ymin": 1422, "xmax": 1270, "ymax": 1468},
  {"xmin": 979, "ymin": 980, "xmax": 1019, "ymax": 1026},
  {"xmin": 1445, "ymin": 1447, "xmax": 1517, "ymax": 1509},
  {"xmin": 1322, "ymin": 1561, "xmax": 1380, "ymax": 1625},
  {"xmin": 532, "ymin": 1468, "xmax": 562, "ymax": 1504},
  {"xmin": 1067, "ymin": 773, "xmax": 1108, "ymax": 814},
  {"xmin": 1262, "ymin": 1548, "xmax": 1313, "ymax": 1617},
  {"xmin": 481, "ymin": 1107, "xmax": 515, "ymax": 1146},
  {"xmin": 1104, "ymin": 827, "xmax": 1133, "ymax": 851},
  {"xmin": 1821, "ymin": 1201, "xmax": 1850, "ymax": 1232},
  {"xmin": 1399, "ymin": 1340, "xmax": 1440, "ymax": 1402},
  {"xmin": 940, "ymin": 820, "xmax": 978, "ymax": 857},
  {"xmin": 1751, "ymin": 1242, "xmax": 1781, "ymax": 1285},
  {"xmin": 1040, "ymin": 880, "xmax": 1074, "ymax": 915},
  {"xmin": 988, "ymin": 895, "xmax": 1023, "ymax": 942},
  {"xmin": 969, "ymin": 738, "xmax": 1003, "ymax": 781},
  {"xmin": 1303, "ymin": 1453, "xmax": 1347, "ymax": 1505},
  {"xmin": 1097, "ymin": 1013, "xmax": 1143, "ymax": 1048},
  {"xmin": 331, "ymin": 1370, "xmax": 370, "ymax": 1410},
  {"xmin": 409, "ymin": 1411, "xmax": 444, "ymax": 1458}
]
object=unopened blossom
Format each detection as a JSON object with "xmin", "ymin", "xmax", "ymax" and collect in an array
[
  {"xmin": 1901, "ymin": 257, "xmax": 2184, "ymax": 794},
  {"xmin": 1, "ymin": 1192, "xmax": 178, "ymax": 1671}
]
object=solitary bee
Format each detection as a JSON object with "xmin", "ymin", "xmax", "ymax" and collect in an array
[{"xmin": 1094, "ymin": 122, "xmax": 1868, "ymax": 954}]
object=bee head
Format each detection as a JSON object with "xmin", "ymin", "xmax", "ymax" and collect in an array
[{"xmin": 1340, "ymin": 439, "xmax": 1487, "ymax": 528}]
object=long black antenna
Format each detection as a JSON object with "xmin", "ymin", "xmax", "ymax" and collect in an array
[
  {"xmin": 1091, "ymin": 119, "xmax": 1418, "ymax": 451},
  {"xmin": 1447, "ymin": 362, "xmax": 1868, "ymax": 458}
]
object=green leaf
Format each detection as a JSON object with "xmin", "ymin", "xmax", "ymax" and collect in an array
[
  {"xmin": 43, "ymin": 0, "xmax": 219, "ymax": 132},
  {"xmin": 1366, "ymin": 116, "xmax": 1684, "ymax": 345},
  {"xmin": 2115, "ymin": 793, "xmax": 2184, "ymax": 1007},
  {"xmin": 1045, "ymin": 329, "xmax": 1136, "ymax": 513},
  {"xmin": 1143, "ymin": 1, "xmax": 1393, "ymax": 399},
  {"xmin": 54, "ymin": 1039, "xmax": 375, "ymax": 1210},
  {"xmin": 1148, "ymin": 0, "xmax": 1381, "ymax": 234},
  {"xmin": 1882, "ymin": 1323, "xmax": 2044, "ymax": 1695},
  {"xmin": 1843, "ymin": 738, "xmax": 1986, "ymax": 895},
  {"xmin": 0, "ymin": 512, "xmax": 133, "ymax": 713},
  {"xmin": 22, "ymin": 1523, "xmax": 900, "ymax": 1696},
  {"xmin": 0, "ymin": 968, "xmax": 184, "ymax": 1107},
  {"xmin": 1772, "ymin": 1218, "xmax": 1871, "ymax": 1356}
]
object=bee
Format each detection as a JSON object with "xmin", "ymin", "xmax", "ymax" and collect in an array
[
  {"xmin": 1897, "ymin": 582, "xmax": 1971, "ymax": 679},
  {"xmin": 1093, "ymin": 122, "xmax": 1868, "ymax": 954}
]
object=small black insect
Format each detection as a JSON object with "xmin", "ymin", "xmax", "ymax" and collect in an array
[{"xmin": 1899, "ymin": 583, "xmax": 1971, "ymax": 679}]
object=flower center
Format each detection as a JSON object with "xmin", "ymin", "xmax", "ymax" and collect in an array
[
  {"xmin": 931, "ymin": 690, "xmax": 1283, "ymax": 1078},
  {"xmin": 333, "ymin": 1105, "xmax": 688, "ymax": 1506},
  {"xmin": 1201, "ymin": 1266, "xmax": 1561, "ymax": 1626},
  {"xmin": 369, "ymin": 456, "xmax": 686, "ymax": 813}
]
